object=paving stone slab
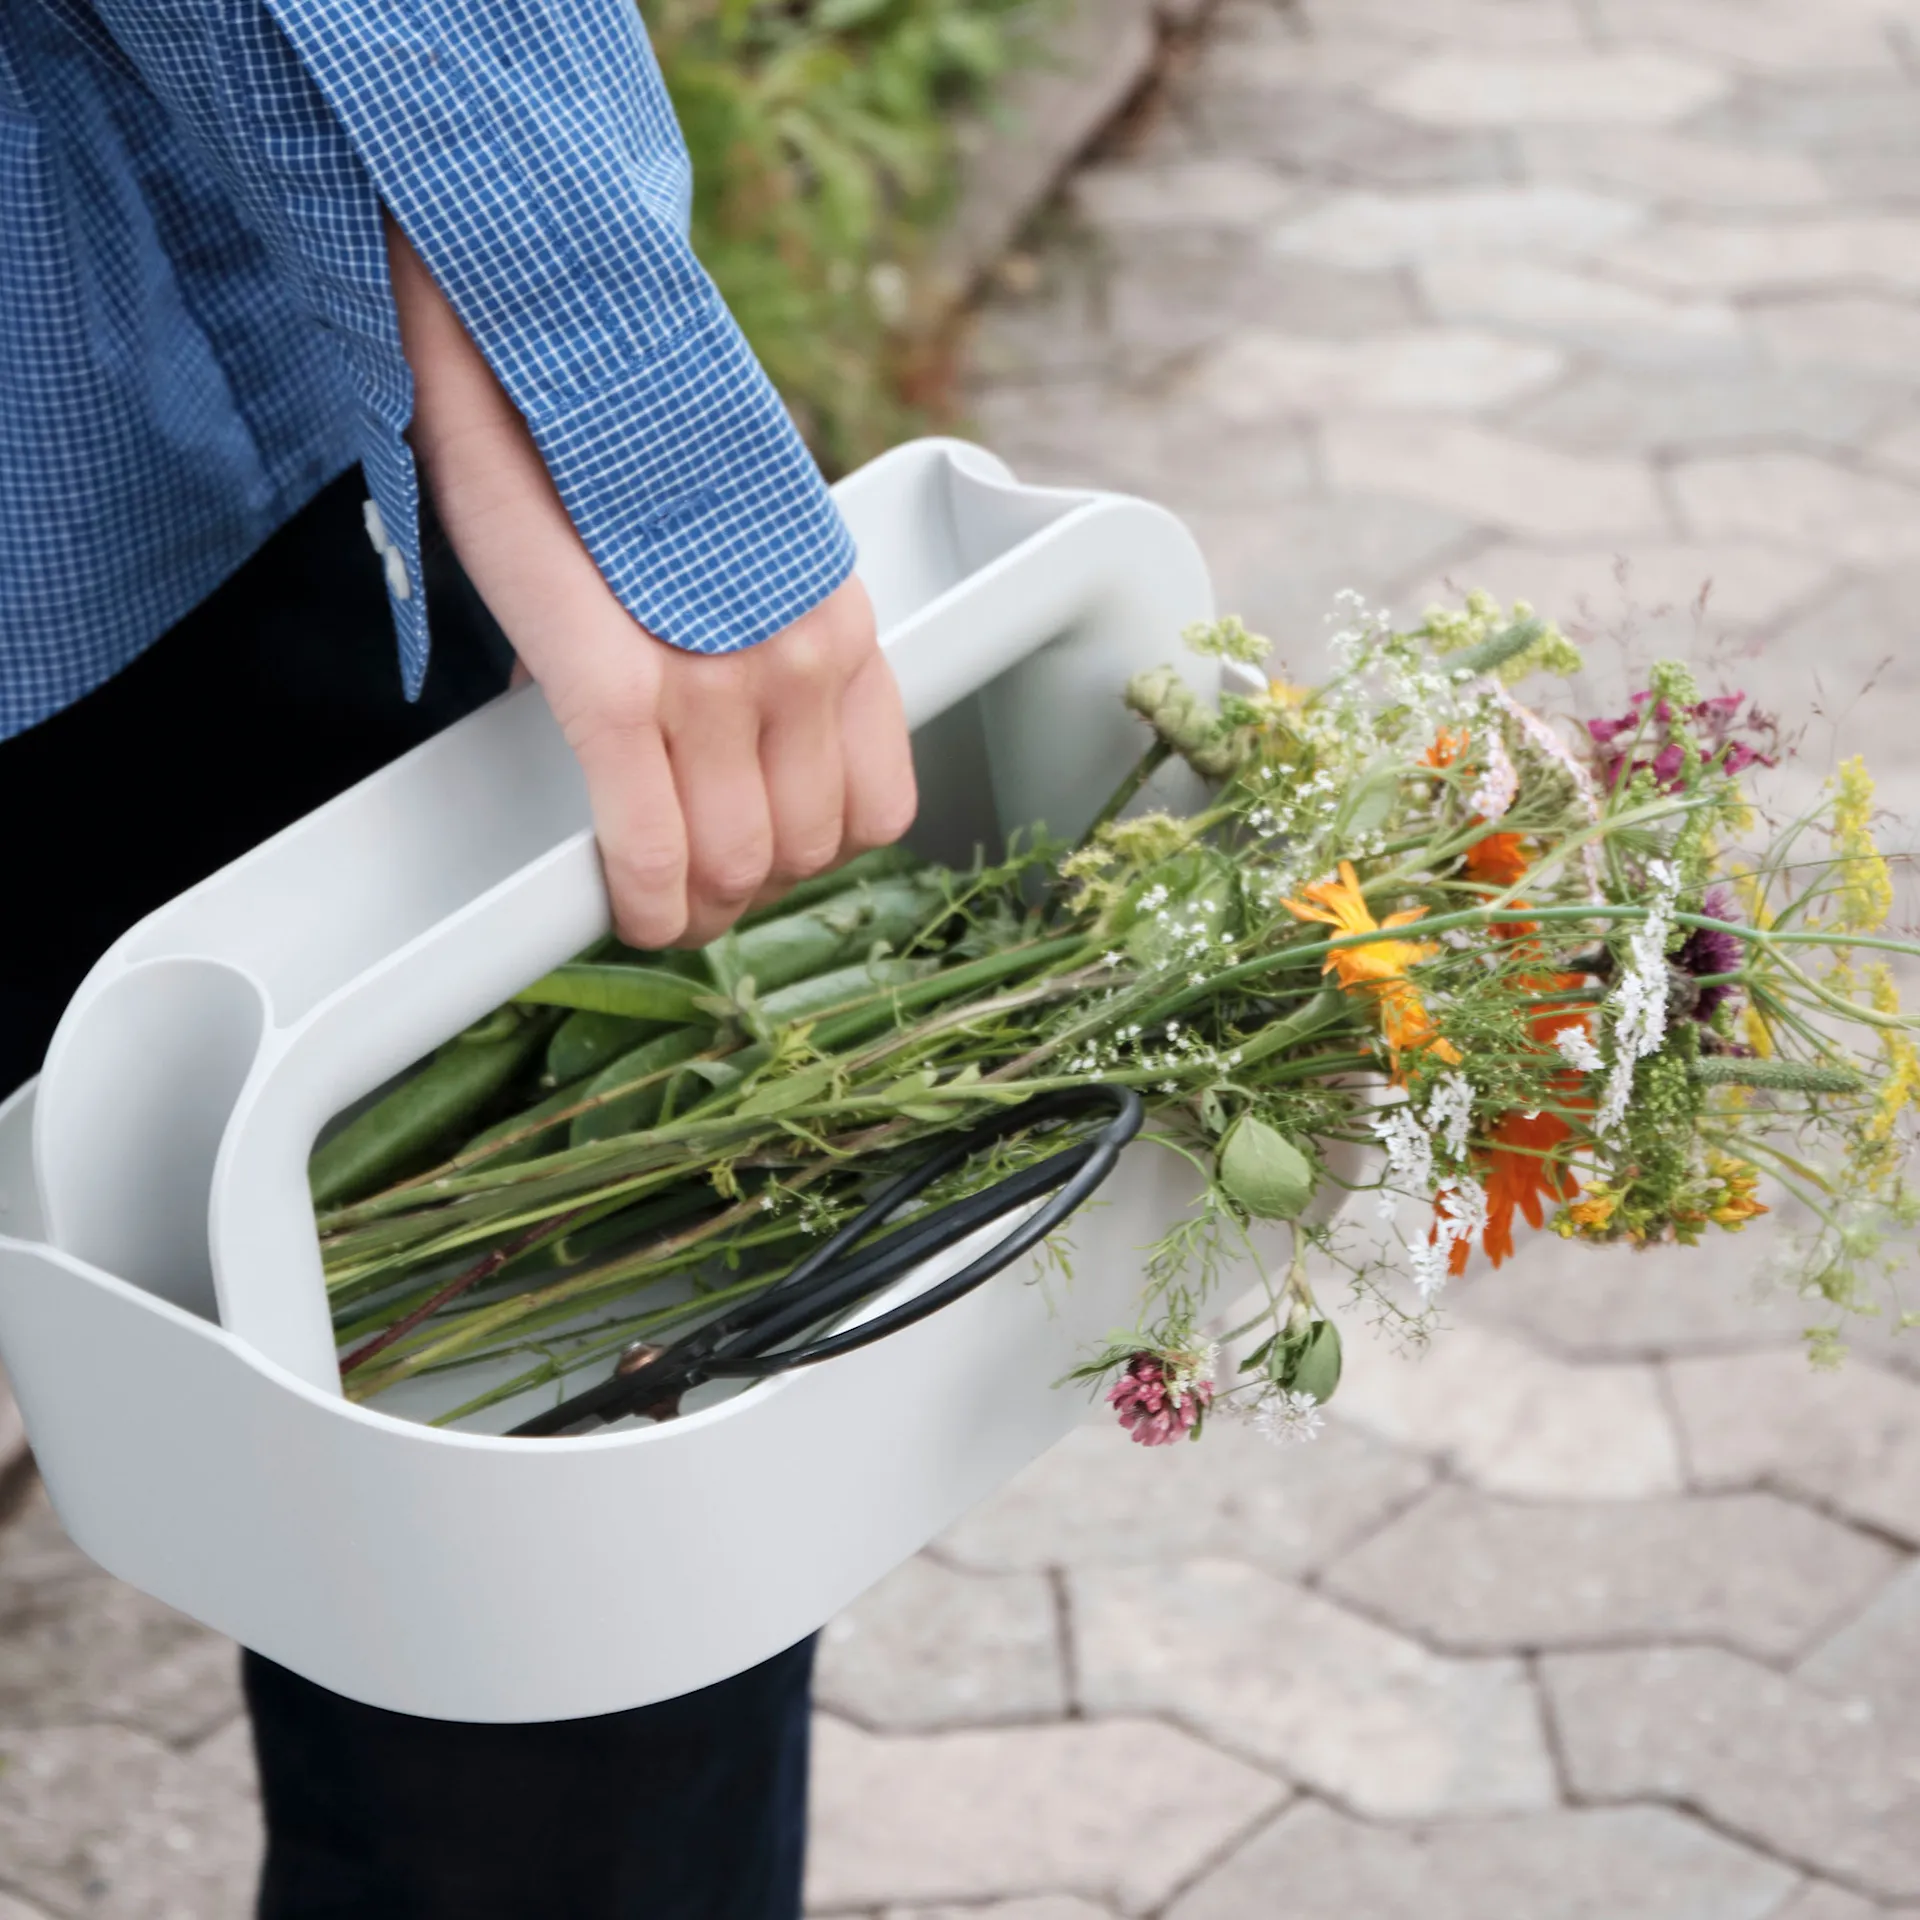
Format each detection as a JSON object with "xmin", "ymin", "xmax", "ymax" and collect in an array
[
  {"xmin": 1797, "ymin": 1555, "xmax": 1920, "ymax": 1728},
  {"xmin": 1403, "ymin": 541, "xmax": 1831, "ymax": 655},
  {"xmin": 1767, "ymin": 1883, "xmax": 1889, "ymax": 1920},
  {"xmin": 805, "ymin": 1714, "xmax": 1286, "ymax": 1916},
  {"xmin": 1605, "ymin": 219, "xmax": 1920, "ymax": 296},
  {"xmin": 1666, "ymin": 1349, "xmax": 1920, "ymax": 1544},
  {"xmin": 1543, "ymin": 1645, "xmax": 1920, "ymax": 1901},
  {"xmin": 968, "ymin": 378, "xmax": 1320, "ymax": 511},
  {"xmin": 0, "ymin": 1484, "xmax": 241, "ymax": 1746},
  {"xmin": 1818, "ymin": 149, "xmax": 1920, "ymax": 206},
  {"xmin": 0, "ymin": 1723, "xmax": 260, "ymax": 1920},
  {"xmin": 1595, "ymin": 0, "xmax": 1907, "ymax": 76},
  {"xmin": 1186, "ymin": 497, "xmax": 1482, "ymax": 664},
  {"xmin": 1690, "ymin": 81, "xmax": 1920, "ymax": 164},
  {"xmin": 1320, "ymin": 1484, "xmax": 1902, "ymax": 1661},
  {"xmin": 935, "ymin": 1415, "xmax": 1431, "ymax": 1583},
  {"xmin": 1868, "ymin": 417, "xmax": 1920, "ymax": 479},
  {"xmin": 1451, "ymin": 1227, "xmax": 1819, "ymax": 1361},
  {"xmin": 1517, "ymin": 128, "xmax": 1830, "ymax": 209},
  {"xmin": 1754, "ymin": 297, "xmax": 1920, "ymax": 380},
  {"xmin": 1294, "ymin": 0, "xmax": 1593, "ymax": 50},
  {"xmin": 1374, "ymin": 51, "xmax": 1730, "ymax": 128},
  {"xmin": 1322, "ymin": 418, "xmax": 1668, "ymax": 542},
  {"xmin": 1071, "ymin": 1559, "xmax": 1557, "ymax": 1818},
  {"xmin": 1069, "ymin": 158, "xmax": 1302, "ymax": 231},
  {"xmin": 1671, "ymin": 452, "xmax": 1920, "ymax": 566},
  {"xmin": 980, "ymin": 218, "xmax": 1428, "ymax": 378},
  {"xmin": 0, "ymin": 1896, "xmax": 56, "ymax": 1920},
  {"xmin": 1101, "ymin": 232, "xmax": 1425, "ymax": 360},
  {"xmin": 1178, "ymin": 328, "xmax": 1566, "ymax": 419},
  {"xmin": 1328, "ymin": 1319, "xmax": 1685, "ymax": 1499},
  {"xmin": 1166, "ymin": 1798, "xmax": 1795, "ymax": 1920},
  {"xmin": 1270, "ymin": 187, "xmax": 1647, "ymax": 272},
  {"xmin": 1419, "ymin": 257, "xmax": 1750, "ymax": 371},
  {"xmin": 816, "ymin": 1555, "xmax": 1066, "ymax": 1732},
  {"xmin": 1182, "ymin": 7, "xmax": 1414, "ymax": 95},
  {"xmin": 1189, "ymin": 86, "xmax": 1513, "ymax": 189},
  {"xmin": 1505, "ymin": 363, "xmax": 1906, "ymax": 458}
]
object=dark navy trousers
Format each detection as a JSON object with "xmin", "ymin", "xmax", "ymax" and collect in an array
[{"xmin": 0, "ymin": 470, "xmax": 817, "ymax": 1919}]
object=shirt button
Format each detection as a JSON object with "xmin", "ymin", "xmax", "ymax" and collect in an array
[
  {"xmin": 383, "ymin": 546, "xmax": 412, "ymax": 601},
  {"xmin": 362, "ymin": 499, "xmax": 388, "ymax": 555}
]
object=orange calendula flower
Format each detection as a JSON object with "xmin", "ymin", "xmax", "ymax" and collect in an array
[
  {"xmin": 1284, "ymin": 861, "xmax": 1462, "ymax": 1069},
  {"xmin": 1464, "ymin": 832, "xmax": 1529, "ymax": 889},
  {"xmin": 1523, "ymin": 972, "xmax": 1593, "ymax": 1053},
  {"xmin": 1439, "ymin": 1101, "xmax": 1580, "ymax": 1275},
  {"xmin": 1422, "ymin": 728, "xmax": 1470, "ymax": 770},
  {"xmin": 1464, "ymin": 832, "xmax": 1537, "ymax": 944}
]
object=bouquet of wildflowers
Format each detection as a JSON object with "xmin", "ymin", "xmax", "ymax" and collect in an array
[{"xmin": 310, "ymin": 594, "xmax": 1918, "ymax": 1442}]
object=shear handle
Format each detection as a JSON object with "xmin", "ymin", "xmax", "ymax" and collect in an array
[{"xmin": 508, "ymin": 1085, "xmax": 1142, "ymax": 1438}]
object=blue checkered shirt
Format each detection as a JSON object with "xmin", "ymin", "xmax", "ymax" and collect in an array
[{"xmin": 0, "ymin": 0, "xmax": 855, "ymax": 740}]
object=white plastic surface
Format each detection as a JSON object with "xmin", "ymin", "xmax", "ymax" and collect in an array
[{"xmin": 0, "ymin": 440, "xmax": 1342, "ymax": 1720}]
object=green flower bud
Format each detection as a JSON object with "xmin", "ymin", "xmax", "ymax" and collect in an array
[
  {"xmin": 1447, "ymin": 616, "xmax": 1545, "ymax": 680},
  {"xmin": 1218, "ymin": 1115, "xmax": 1317, "ymax": 1219},
  {"xmin": 1286, "ymin": 1317, "xmax": 1343, "ymax": 1405},
  {"xmin": 1689, "ymin": 1057, "xmax": 1865, "ymax": 1095}
]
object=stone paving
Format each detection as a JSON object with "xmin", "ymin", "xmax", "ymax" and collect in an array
[{"xmin": 7, "ymin": 0, "xmax": 1920, "ymax": 1915}]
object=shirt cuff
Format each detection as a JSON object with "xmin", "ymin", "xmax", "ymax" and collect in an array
[{"xmin": 527, "ymin": 306, "xmax": 856, "ymax": 655}]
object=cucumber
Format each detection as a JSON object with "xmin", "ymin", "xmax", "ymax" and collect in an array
[{"xmin": 310, "ymin": 1008, "xmax": 556, "ymax": 1209}]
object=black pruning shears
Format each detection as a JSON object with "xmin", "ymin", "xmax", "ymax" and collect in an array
[{"xmin": 509, "ymin": 1083, "xmax": 1144, "ymax": 1438}]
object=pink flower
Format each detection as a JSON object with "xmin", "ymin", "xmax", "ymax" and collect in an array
[{"xmin": 1108, "ymin": 1351, "xmax": 1214, "ymax": 1446}]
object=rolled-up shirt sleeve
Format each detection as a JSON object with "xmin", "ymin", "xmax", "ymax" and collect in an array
[{"xmin": 94, "ymin": 0, "xmax": 855, "ymax": 690}]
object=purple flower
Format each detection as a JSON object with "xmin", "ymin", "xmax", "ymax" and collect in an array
[
  {"xmin": 1675, "ymin": 886, "xmax": 1745, "ymax": 1022},
  {"xmin": 1108, "ymin": 1352, "xmax": 1214, "ymax": 1447},
  {"xmin": 1586, "ymin": 689, "xmax": 1779, "ymax": 793}
]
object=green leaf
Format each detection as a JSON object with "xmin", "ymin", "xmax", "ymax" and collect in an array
[
  {"xmin": 1218, "ymin": 1115, "xmax": 1317, "ymax": 1220},
  {"xmin": 1287, "ymin": 1319, "xmax": 1343, "ymax": 1404},
  {"xmin": 737, "ymin": 1063, "xmax": 836, "ymax": 1117}
]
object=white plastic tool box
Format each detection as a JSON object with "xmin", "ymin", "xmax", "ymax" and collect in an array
[{"xmin": 0, "ymin": 440, "xmax": 1351, "ymax": 1721}]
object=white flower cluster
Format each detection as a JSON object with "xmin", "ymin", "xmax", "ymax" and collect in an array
[
  {"xmin": 1371, "ymin": 1103, "xmax": 1433, "ymax": 1215},
  {"xmin": 1252, "ymin": 1389, "xmax": 1326, "ymax": 1447},
  {"xmin": 1062, "ymin": 1015, "xmax": 1241, "ymax": 1085},
  {"xmin": 1424, "ymin": 1071, "xmax": 1474, "ymax": 1160},
  {"xmin": 1325, "ymin": 588, "xmax": 1395, "ymax": 669},
  {"xmin": 1556, "ymin": 1026, "xmax": 1604, "ymax": 1073},
  {"xmin": 1413, "ymin": 1177, "xmax": 1486, "ymax": 1302},
  {"xmin": 1370, "ymin": 1071, "xmax": 1484, "ymax": 1302},
  {"xmin": 1595, "ymin": 858, "xmax": 1679, "ymax": 1137}
]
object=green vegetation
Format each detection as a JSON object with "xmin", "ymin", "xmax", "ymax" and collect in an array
[{"xmin": 644, "ymin": 0, "xmax": 1046, "ymax": 471}]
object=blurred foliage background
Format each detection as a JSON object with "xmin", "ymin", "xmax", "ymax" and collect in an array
[{"xmin": 642, "ymin": 0, "xmax": 1046, "ymax": 473}]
